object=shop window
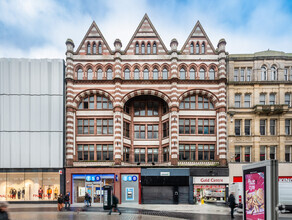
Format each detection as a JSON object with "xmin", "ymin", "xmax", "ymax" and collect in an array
[
  {"xmin": 24, "ymin": 172, "xmax": 43, "ymax": 201},
  {"xmin": 260, "ymin": 146, "xmax": 266, "ymax": 161},
  {"xmin": 124, "ymin": 68, "xmax": 130, "ymax": 80},
  {"xmin": 260, "ymin": 119, "xmax": 266, "ymax": 135},
  {"xmin": 179, "ymin": 144, "xmax": 195, "ymax": 160},
  {"xmin": 179, "ymin": 119, "xmax": 196, "ymax": 134},
  {"xmin": 123, "ymin": 147, "xmax": 130, "ymax": 162},
  {"xmin": 96, "ymin": 96, "xmax": 113, "ymax": 109},
  {"xmin": 162, "ymin": 68, "xmax": 168, "ymax": 79},
  {"xmin": 245, "ymin": 146, "xmax": 251, "ymax": 162},
  {"xmin": 259, "ymin": 93, "xmax": 266, "ymax": 105},
  {"xmin": 190, "ymin": 68, "xmax": 195, "ymax": 80},
  {"xmin": 97, "ymin": 69, "xmax": 103, "ymax": 80},
  {"xmin": 96, "ymin": 144, "xmax": 113, "ymax": 161},
  {"xmin": 270, "ymin": 119, "xmax": 276, "ymax": 135},
  {"xmin": 147, "ymin": 125, "xmax": 158, "ymax": 139},
  {"xmin": 285, "ymin": 119, "xmax": 291, "ymax": 135},
  {"xmin": 235, "ymin": 146, "xmax": 241, "ymax": 162},
  {"xmin": 134, "ymin": 148, "xmax": 145, "ymax": 163},
  {"xmin": 235, "ymin": 94, "xmax": 241, "ymax": 108},
  {"xmin": 244, "ymin": 119, "xmax": 251, "ymax": 136},
  {"xmin": 285, "ymin": 146, "xmax": 292, "ymax": 162},
  {"xmin": 147, "ymin": 148, "xmax": 158, "ymax": 163},
  {"xmin": 123, "ymin": 121, "xmax": 130, "ymax": 138},
  {"xmin": 163, "ymin": 121, "xmax": 169, "ymax": 138},
  {"xmin": 163, "ymin": 147, "xmax": 169, "ymax": 162},
  {"xmin": 134, "ymin": 125, "xmax": 145, "ymax": 139},
  {"xmin": 87, "ymin": 68, "xmax": 93, "ymax": 80},
  {"xmin": 180, "ymin": 68, "xmax": 186, "ymax": 80},
  {"xmin": 96, "ymin": 119, "xmax": 113, "ymax": 135},
  {"xmin": 270, "ymin": 146, "xmax": 276, "ymax": 159},
  {"xmin": 234, "ymin": 69, "xmax": 238, "ymax": 81},
  {"xmin": 143, "ymin": 69, "xmax": 149, "ymax": 80},
  {"xmin": 209, "ymin": 68, "xmax": 215, "ymax": 80},
  {"xmin": 198, "ymin": 119, "xmax": 215, "ymax": 134},
  {"xmin": 153, "ymin": 42, "xmax": 157, "ymax": 54},
  {"xmin": 153, "ymin": 68, "xmax": 158, "ymax": 80},
  {"xmin": 77, "ymin": 119, "xmax": 94, "ymax": 134},
  {"xmin": 106, "ymin": 69, "xmax": 112, "ymax": 80},
  {"xmin": 77, "ymin": 68, "xmax": 83, "ymax": 80},
  {"xmin": 134, "ymin": 69, "xmax": 140, "ymax": 79}
]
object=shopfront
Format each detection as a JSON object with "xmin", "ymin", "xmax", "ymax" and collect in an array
[
  {"xmin": 0, "ymin": 169, "xmax": 63, "ymax": 202},
  {"xmin": 121, "ymin": 174, "xmax": 140, "ymax": 204}
]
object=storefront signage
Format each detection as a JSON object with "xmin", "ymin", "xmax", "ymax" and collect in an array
[
  {"xmin": 279, "ymin": 177, "xmax": 292, "ymax": 183},
  {"xmin": 122, "ymin": 175, "xmax": 138, "ymax": 182},
  {"xmin": 160, "ymin": 172, "xmax": 170, "ymax": 176},
  {"xmin": 193, "ymin": 177, "xmax": 229, "ymax": 184},
  {"xmin": 59, "ymin": 170, "xmax": 62, "ymax": 175},
  {"xmin": 194, "ymin": 185, "xmax": 225, "ymax": 189},
  {"xmin": 83, "ymin": 174, "xmax": 114, "ymax": 182}
]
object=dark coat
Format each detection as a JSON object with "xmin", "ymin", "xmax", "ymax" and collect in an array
[
  {"xmin": 64, "ymin": 194, "xmax": 70, "ymax": 202},
  {"xmin": 228, "ymin": 194, "xmax": 236, "ymax": 208},
  {"xmin": 57, "ymin": 196, "xmax": 64, "ymax": 204},
  {"xmin": 112, "ymin": 195, "xmax": 119, "ymax": 207},
  {"xmin": 0, "ymin": 210, "xmax": 9, "ymax": 220}
]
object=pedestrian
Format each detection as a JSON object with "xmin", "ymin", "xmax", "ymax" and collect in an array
[
  {"xmin": 84, "ymin": 192, "xmax": 90, "ymax": 207},
  {"xmin": 228, "ymin": 192, "xmax": 236, "ymax": 219},
  {"xmin": 0, "ymin": 201, "xmax": 9, "ymax": 220},
  {"xmin": 57, "ymin": 194, "xmax": 64, "ymax": 211},
  {"xmin": 89, "ymin": 194, "xmax": 92, "ymax": 207},
  {"xmin": 64, "ymin": 192, "xmax": 70, "ymax": 210},
  {"xmin": 108, "ymin": 194, "xmax": 121, "ymax": 215}
]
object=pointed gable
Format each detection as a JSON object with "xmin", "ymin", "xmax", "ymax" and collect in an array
[
  {"xmin": 124, "ymin": 14, "xmax": 168, "ymax": 55},
  {"xmin": 75, "ymin": 21, "xmax": 112, "ymax": 55},
  {"xmin": 181, "ymin": 21, "xmax": 216, "ymax": 55}
]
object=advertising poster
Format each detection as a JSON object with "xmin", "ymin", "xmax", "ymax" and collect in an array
[{"xmin": 245, "ymin": 172, "xmax": 265, "ymax": 220}]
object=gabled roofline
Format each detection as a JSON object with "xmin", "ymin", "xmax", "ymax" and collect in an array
[
  {"xmin": 75, "ymin": 21, "xmax": 112, "ymax": 54},
  {"xmin": 124, "ymin": 13, "xmax": 169, "ymax": 53},
  {"xmin": 180, "ymin": 20, "xmax": 216, "ymax": 54}
]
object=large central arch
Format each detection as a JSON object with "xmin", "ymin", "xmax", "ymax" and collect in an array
[{"xmin": 121, "ymin": 89, "xmax": 171, "ymax": 108}]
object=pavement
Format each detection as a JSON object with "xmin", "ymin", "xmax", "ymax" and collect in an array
[{"xmin": 6, "ymin": 203, "xmax": 292, "ymax": 220}]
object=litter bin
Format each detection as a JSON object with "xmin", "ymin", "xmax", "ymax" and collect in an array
[{"xmin": 103, "ymin": 185, "xmax": 112, "ymax": 210}]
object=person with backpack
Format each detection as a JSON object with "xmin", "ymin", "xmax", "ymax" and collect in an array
[
  {"xmin": 84, "ymin": 192, "xmax": 90, "ymax": 207},
  {"xmin": 228, "ymin": 192, "xmax": 236, "ymax": 219},
  {"xmin": 108, "ymin": 194, "xmax": 121, "ymax": 215},
  {"xmin": 64, "ymin": 192, "xmax": 70, "ymax": 210}
]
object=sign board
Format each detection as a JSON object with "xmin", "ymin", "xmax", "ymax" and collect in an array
[
  {"xmin": 122, "ymin": 175, "xmax": 138, "ymax": 182},
  {"xmin": 78, "ymin": 187, "xmax": 85, "ymax": 197},
  {"xmin": 59, "ymin": 170, "xmax": 62, "ymax": 175},
  {"xmin": 160, "ymin": 172, "xmax": 170, "ymax": 176},
  {"xmin": 193, "ymin": 177, "xmax": 229, "ymax": 184},
  {"xmin": 126, "ymin": 188, "xmax": 134, "ymax": 201},
  {"xmin": 278, "ymin": 177, "xmax": 292, "ymax": 183},
  {"xmin": 243, "ymin": 160, "xmax": 278, "ymax": 220}
]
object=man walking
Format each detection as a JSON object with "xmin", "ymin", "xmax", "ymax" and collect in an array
[
  {"xmin": 64, "ymin": 192, "xmax": 70, "ymax": 210},
  {"xmin": 108, "ymin": 194, "xmax": 121, "ymax": 215},
  {"xmin": 228, "ymin": 192, "xmax": 236, "ymax": 219}
]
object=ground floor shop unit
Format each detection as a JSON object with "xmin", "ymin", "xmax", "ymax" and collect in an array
[
  {"xmin": 141, "ymin": 168, "xmax": 190, "ymax": 204},
  {"xmin": 66, "ymin": 167, "xmax": 141, "ymax": 204},
  {"xmin": 0, "ymin": 168, "xmax": 64, "ymax": 203},
  {"xmin": 190, "ymin": 167, "xmax": 229, "ymax": 204}
]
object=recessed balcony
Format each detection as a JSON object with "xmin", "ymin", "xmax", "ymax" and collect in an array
[{"xmin": 253, "ymin": 104, "xmax": 288, "ymax": 115}]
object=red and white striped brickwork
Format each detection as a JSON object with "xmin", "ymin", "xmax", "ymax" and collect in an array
[{"xmin": 65, "ymin": 14, "xmax": 228, "ymax": 166}]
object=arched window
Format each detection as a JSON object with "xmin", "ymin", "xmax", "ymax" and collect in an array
[
  {"xmin": 98, "ymin": 43, "xmax": 102, "ymax": 54},
  {"xmin": 141, "ymin": 42, "xmax": 145, "ymax": 54},
  {"xmin": 209, "ymin": 68, "xmax": 215, "ymax": 80},
  {"xmin": 97, "ymin": 96, "xmax": 113, "ymax": 109},
  {"xmin": 261, "ymin": 66, "xmax": 267, "ymax": 80},
  {"xmin": 124, "ymin": 68, "xmax": 130, "ymax": 80},
  {"xmin": 87, "ymin": 42, "xmax": 91, "ymax": 54},
  {"xmin": 106, "ymin": 69, "xmax": 112, "ymax": 80},
  {"xmin": 202, "ymin": 42, "xmax": 205, "ymax": 54},
  {"xmin": 143, "ymin": 69, "xmax": 149, "ymax": 80},
  {"xmin": 87, "ymin": 68, "xmax": 93, "ymax": 80},
  {"xmin": 271, "ymin": 66, "xmax": 277, "ymax": 81},
  {"xmin": 135, "ymin": 42, "xmax": 139, "ymax": 54},
  {"xmin": 190, "ymin": 42, "xmax": 194, "ymax": 54},
  {"xmin": 199, "ymin": 68, "xmax": 205, "ymax": 79},
  {"xmin": 153, "ymin": 42, "xmax": 157, "ymax": 54},
  {"xmin": 162, "ymin": 68, "xmax": 168, "ymax": 79},
  {"xmin": 153, "ymin": 68, "xmax": 158, "ymax": 80},
  {"xmin": 97, "ymin": 69, "xmax": 103, "ymax": 80},
  {"xmin": 179, "ymin": 95, "xmax": 214, "ymax": 110},
  {"xmin": 180, "ymin": 68, "xmax": 186, "ymax": 80},
  {"xmin": 93, "ymin": 43, "xmax": 96, "ymax": 54},
  {"xmin": 196, "ymin": 43, "xmax": 199, "ymax": 54},
  {"xmin": 134, "ymin": 68, "xmax": 139, "ymax": 79},
  {"xmin": 147, "ymin": 43, "xmax": 151, "ymax": 54},
  {"xmin": 190, "ymin": 68, "xmax": 195, "ymax": 80},
  {"xmin": 77, "ymin": 68, "xmax": 83, "ymax": 80}
]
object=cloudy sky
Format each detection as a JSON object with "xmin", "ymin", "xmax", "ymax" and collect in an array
[{"xmin": 0, "ymin": 0, "xmax": 291, "ymax": 59}]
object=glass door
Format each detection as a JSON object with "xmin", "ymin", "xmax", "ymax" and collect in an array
[{"xmin": 93, "ymin": 182, "xmax": 103, "ymax": 204}]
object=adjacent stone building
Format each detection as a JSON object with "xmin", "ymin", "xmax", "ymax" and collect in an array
[
  {"xmin": 64, "ymin": 14, "xmax": 228, "ymax": 204},
  {"xmin": 227, "ymin": 50, "xmax": 292, "ymax": 183}
]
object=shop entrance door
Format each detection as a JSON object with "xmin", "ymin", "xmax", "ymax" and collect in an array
[{"xmin": 85, "ymin": 182, "xmax": 103, "ymax": 204}]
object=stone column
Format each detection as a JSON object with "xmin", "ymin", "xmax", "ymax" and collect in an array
[{"xmin": 217, "ymin": 39, "xmax": 228, "ymax": 166}]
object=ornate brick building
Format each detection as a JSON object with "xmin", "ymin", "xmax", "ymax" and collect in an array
[{"xmin": 64, "ymin": 14, "xmax": 228, "ymax": 204}]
